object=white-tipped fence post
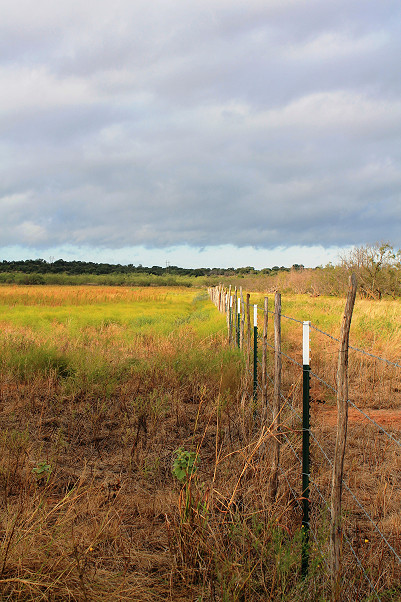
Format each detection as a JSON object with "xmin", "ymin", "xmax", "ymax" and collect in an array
[
  {"xmin": 253, "ymin": 304, "xmax": 258, "ymax": 403},
  {"xmin": 302, "ymin": 320, "xmax": 311, "ymax": 578}
]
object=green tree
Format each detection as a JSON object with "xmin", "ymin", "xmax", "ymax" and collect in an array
[{"xmin": 340, "ymin": 242, "xmax": 401, "ymax": 299}]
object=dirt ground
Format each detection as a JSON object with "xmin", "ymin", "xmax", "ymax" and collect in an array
[{"xmin": 316, "ymin": 406, "xmax": 401, "ymax": 429}]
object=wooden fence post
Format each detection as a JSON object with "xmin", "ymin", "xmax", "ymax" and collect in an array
[
  {"xmin": 246, "ymin": 293, "xmax": 251, "ymax": 371},
  {"xmin": 240, "ymin": 288, "xmax": 245, "ymax": 350},
  {"xmin": 233, "ymin": 288, "xmax": 238, "ymax": 346},
  {"xmin": 330, "ymin": 274, "xmax": 357, "ymax": 599},
  {"xmin": 262, "ymin": 297, "xmax": 268, "ymax": 407},
  {"xmin": 228, "ymin": 285, "xmax": 232, "ymax": 345},
  {"xmin": 269, "ymin": 291, "xmax": 281, "ymax": 502}
]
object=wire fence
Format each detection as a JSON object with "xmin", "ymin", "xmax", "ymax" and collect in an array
[{"xmin": 208, "ymin": 284, "xmax": 401, "ymax": 601}]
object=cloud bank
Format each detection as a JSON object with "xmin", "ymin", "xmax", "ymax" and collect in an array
[{"xmin": 0, "ymin": 0, "xmax": 400, "ymax": 265}]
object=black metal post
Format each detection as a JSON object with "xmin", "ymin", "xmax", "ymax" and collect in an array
[
  {"xmin": 302, "ymin": 364, "xmax": 310, "ymax": 576},
  {"xmin": 301, "ymin": 319, "xmax": 311, "ymax": 578}
]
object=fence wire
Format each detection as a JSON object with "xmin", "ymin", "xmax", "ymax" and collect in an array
[{"xmin": 209, "ymin": 287, "xmax": 401, "ymax": 600}]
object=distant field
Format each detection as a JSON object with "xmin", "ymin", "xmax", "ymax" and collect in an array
[{"xmin": 0, "ymin": 285, "xmax": 399, "ymax": 601}]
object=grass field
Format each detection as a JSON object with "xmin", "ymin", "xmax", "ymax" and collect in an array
[{"xmin": 0, "ymin": 285, "xmax": 399, "ymax": 601}]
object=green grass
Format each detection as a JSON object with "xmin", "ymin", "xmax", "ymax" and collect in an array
[{"xmin": 0, "ymin": 286, "xmax": 232, "ymax": 401}]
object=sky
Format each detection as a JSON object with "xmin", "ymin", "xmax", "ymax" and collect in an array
[{"xmin": 1, "ymin": 0, "xmax": 400, "ymax": 269}]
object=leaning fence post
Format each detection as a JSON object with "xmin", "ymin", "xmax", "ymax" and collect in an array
[
  {"xmin": 302, "ymin": 320, "xmax": 311, "ymax": 578},
  {"xmin": 269, "ymin": 291, "xmax": 281, "ymax": 502},
  {"xmin": 330, "ymin": 274, "xmax": 357, "ymax": 599}
]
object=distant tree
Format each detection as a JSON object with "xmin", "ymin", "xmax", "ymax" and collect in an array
[
  {"xmin": 237, "ymin": 266, "xmax": 255, "ymax": 275},
  {"xmin": 340, "ymin": 242, "xmax": 401, "ymax": 299}
]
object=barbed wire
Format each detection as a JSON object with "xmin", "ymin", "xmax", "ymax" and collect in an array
[
  {"xmin": 266, "ymin": 309, "xmax": 304, "ymax": 325},
  {"xmin": 210, "ymin": 288, "xmax": 400, "ymax": 594},
  {"xmin": 234, "ymin": 296, "xmax": 401, "ymax": 368},
  {"xmin": 303, "ymin": 416, "xmax": 401, "ymax": 564},
  {"xmin": 265, "ymin": 342, "xmax": 304, "ymax": 368},
  {"xmin": 342, "ymin": 482, "xmax": 401, "ymax": 564},
  {"xmin": 307, "ymin": 474, "xmax": 377, "ymax": 600},
  {"xmin": 346, "ymin": 400, "xmax": 401, "ymax": 450},
  {"xmin": 276, "ymin": 463, "xmax": 332, "ymax": 575},
  {"xmin": 343, "ymin": 533, "xmax": 381, "ymax": 601},
  {"xmin": 257, "ymin": 357, "xmax": 401, "ymax": 565},
  {"xmin": 307, "ymin": 370, "xmax": 401, "ymax": 451},
  {"xmin": 255, "ymin": 338, "xmax": 401, "ymax": 457},
  {"xmin": 310, "ymin": 324, "xmax": 401, "ymax": 368},
  {"xmin": 262, "ymin": 388, "xmax": 331, "ymax": 575}
]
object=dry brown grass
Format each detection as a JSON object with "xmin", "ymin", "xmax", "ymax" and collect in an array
[{"xmin": 0, "ymin": 285, "xmax": 399, "ymax": 601}]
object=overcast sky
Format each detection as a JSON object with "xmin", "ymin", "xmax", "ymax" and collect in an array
[{"xmin": 1, "ymin": 0, "xmax": 400, "ymax": 268}]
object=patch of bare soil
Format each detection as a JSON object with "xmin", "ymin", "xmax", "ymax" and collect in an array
[{"xmin": 315, "ymin": 406, "xmax": 401, "ymax": 429}]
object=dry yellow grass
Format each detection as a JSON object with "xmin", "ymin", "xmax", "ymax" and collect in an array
[{"xmin": 0, "ymin": 285, "xmax": 399, "ymax": 601}]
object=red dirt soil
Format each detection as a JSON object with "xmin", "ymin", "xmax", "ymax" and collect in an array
[{"xmin": 316, "ymin": 406, "xmax": 401, "ymax": 429}]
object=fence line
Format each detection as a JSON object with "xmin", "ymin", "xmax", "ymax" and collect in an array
[{"xmin": 208, "ymin": 285, "xmax": 401, "ymax": 601}]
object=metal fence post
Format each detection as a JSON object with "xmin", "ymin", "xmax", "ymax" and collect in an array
[
  {"xmin": 253, "ymin": 304, "xmax": 258, "ymax": 403},
  {"xmin": 302, "ymin": 320, "xmax": 311, "ymax": 578}
]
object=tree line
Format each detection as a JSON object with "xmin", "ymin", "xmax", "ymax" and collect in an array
[
  {"xmin": 0, "ymin": 243, "xmax": 399, "ymax": 298},
  {"xmin": 0, "ymin": 258, "xmax": 300, "ymax": 277}
]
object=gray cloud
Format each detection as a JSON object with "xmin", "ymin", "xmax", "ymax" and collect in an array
[{"xmin": 0, "ymin": 0, "xmax": 400, "ymax": 258}]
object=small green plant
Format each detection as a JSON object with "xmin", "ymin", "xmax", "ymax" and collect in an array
[
  {"xmin": 32, "ymin": 461, "xmax": 52, "ymax": 483},
  {"xmin": 172, "ymin": 448, "xmax": 198, "ymax": 483}
]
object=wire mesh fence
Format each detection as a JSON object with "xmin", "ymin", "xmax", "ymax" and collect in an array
[{"xmin": 208, "ymin": 284, "xmax": 401, "ymax": 601}]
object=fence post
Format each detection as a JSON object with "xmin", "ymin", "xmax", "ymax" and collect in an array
[
  {"xmin": 330, "ymin": 274, "xmax": 357, "ymax": 598},
  {"xmin": 237, "ymin": 296, "xmax": 241, "ymax": 348},
  {"xmin": 246, "ymin": 293, "xmax": 251, "ymax": 356},
  {"xmin": 269, "ymin": 292, "xmax": 281, "ymax": 502},
  {"xmin": 228, "ymin": 286, "xmax": 232, "ymax": 344},
  {"xmin": 229, "ymin": 296, "xmax": 233, "ymax": 345},
  {"xmin": 239, "ymin": 286, "xmax": 245, "ymax": 349},
  {"xmin": 253, "ymin": 304, "xmax": 258, "ymax": 403},
  {"xmin": 302, "ymin": 320, "xmax": 311, "ymax": 578},
  {"xmin": 234, "ymin": 288, "xmax": 238, "ymax": 346},
  {"xmin": 245, "ymin": 293, "xmax": 250, "ymax": 371},
  {"xmin": 262, "ymin": 297, "xmax": 268, "ymax": 407}
]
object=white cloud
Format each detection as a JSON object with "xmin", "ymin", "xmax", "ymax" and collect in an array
[
  {"xmin": 0, "ymin": 66, "xmax": 94, "ymax": 114},
  {"xmin": 0, "ymin": 0, "xmax": 400, "ymax": 264}
]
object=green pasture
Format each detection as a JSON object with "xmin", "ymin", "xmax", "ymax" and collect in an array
[{"xmin": 0, "ymin": 286, "xmax": 238, "ymax": 396}]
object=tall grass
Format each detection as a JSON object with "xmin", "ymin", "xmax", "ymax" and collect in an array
[{"xmin": 0, "ymin": 286, "xmax": 399, "ymax": 600}]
